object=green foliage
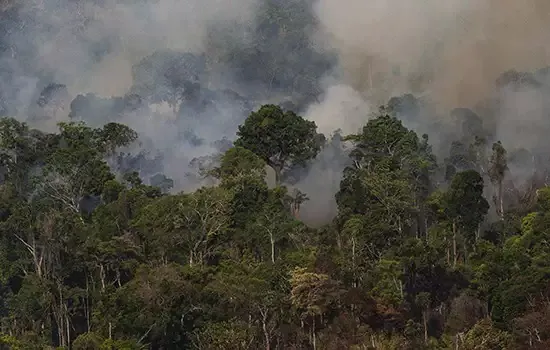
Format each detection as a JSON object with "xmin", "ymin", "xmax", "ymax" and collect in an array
[
  {"xmin": 0, "ymin": 104, "xmax": 546, "ymax": 349},
  {"xmin": 445, "ymin": 170, "xmax": 489, "ymax": 237},
  {"xmin": 73, "ymin": 332, "xmax": 103, "ymax": 350},
  {"xmin": 99, "ymin": 339, "xmax": 144, "ymax": 350},
  {"xmin": 193, "ymin": 320, "xmax": 255, "ymax": 350},
  {"xmin": 212, "ymin": 146, "xmax": 266, "ymax": 187},
  {"xmin": 461, "ymin": 319, "xmax": 512, "ymax": 350},
  {"xmin": 290, "ymin": 268, "xmax": 333, "ymax": 317},
  {"xmin": 371, "ymin": 259, "xmax": 404, "ymax": 307},
  {"xmin": 0, "ymin": 334, "xmax": 22, "ymax": 349},
  {"xmin": 102, "ymin": 180, "xmax": 125, "ymax": 203},
  {"xmin": 235, "ymin": 104, "xmax": 320, "ymax": 184}
]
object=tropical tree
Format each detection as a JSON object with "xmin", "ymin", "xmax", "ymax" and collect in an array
[{"xmin": 234, "ymin": 104, "xmax": 320, "ymax": 185}]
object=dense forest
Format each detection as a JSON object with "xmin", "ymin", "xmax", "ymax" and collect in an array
[
  {"xmin": 1, "ymin": 0, "xmax": 550, "ymax": 349},
  {"xmin": 0, "ymin": 95, "xmax": 550, "ymax": 349}
]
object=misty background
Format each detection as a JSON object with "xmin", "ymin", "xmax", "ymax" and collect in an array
[{"xmin": 1, "ymin": 0, "xmax": 550, "ymax": 225}]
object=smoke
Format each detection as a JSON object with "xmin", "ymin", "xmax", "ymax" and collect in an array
[
  {"xmin": 2, "ymin": 0, "xmax": 550, "ymax": 224},
  {"xmin": 314, "ymin": 0, "xmax": 550, "ymax": 109},
  {"xmin": 304, "ymin": 84, "xmax": 370, "ymax": 136},
  {"xmin": 11, "ymin": 0, "xmax": 259, "ymax": 96},
  {"xmin": 0, "ymin": 0, "xmax": 335, "ymax": 195},
  {"xmin": 288, "ymin": 0, "xmax": 550, "ymax": 224},
  {"xmin": 0, "ymin": 0, "xmax": 264, "ymax": 192},
  {"xmin": 289, "ymin": 133, "xmax": 352, "ymax": 227}
]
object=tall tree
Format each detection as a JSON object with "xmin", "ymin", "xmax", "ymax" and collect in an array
[
  {"xmin": 234, "ymin": 104, "xmax": 320, "ymax": 185},
  {"xmin": 337, "ymin": 109, "xmax": 436, "ymax": 246},
  {"xmin": 488, "ymin": 141, "xmax": 508, "ymax": 220},
  {"xmin": 290, "ymin": 267, "xmax": 340, "ymax": 350},
  {"xmin": 445, "ymin": 170, "xmax": 489, "ymax": 266}
]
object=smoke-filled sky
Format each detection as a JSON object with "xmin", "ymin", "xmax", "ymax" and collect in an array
[
  {"xmin": 1, "ymin": 0, "xmax": 550, "ymax": 224},
  {"xmin": 315, "ymin": 0, "xmax": 550, "ymax": 106},
  {"xmin": 3, "ymin": 0, "xmax": 550, "ymax": 117},
  {"xmin": 13, "ymin": 0, "xmax": 260, "ymax": 95}
]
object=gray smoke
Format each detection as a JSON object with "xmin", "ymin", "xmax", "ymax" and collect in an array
[
  {"xmin": 0, "ymin": 0, "xmax": 303, "ymax": 192},
  {"xmin": 2, "ymin": 0, "xmax": 550, "ymax": 224}
]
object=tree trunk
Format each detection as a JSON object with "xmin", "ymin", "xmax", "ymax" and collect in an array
[
  {"xmin": 397, "ymin": 216, "xmax": 403, "ymax": 234},
  {"xmin": 269, "ymin": 231, "xmax": 275, "ymax": 264},
  {"xmin": 57, "ymin": 286, "xmax": 66, "ymax": 348},
  {"xmin": 312, "ymin": 317, "xmax": 316, "ymax": 350},
  {"xmin": 498, "ymin": 181, "xmax": 504, "ymax": 220},
  {"xmin": 116, "ymin": 268, "xmax": 122, "ymax": 288},
  {"xmin": 445, "ymin": 237, "xmax": 451, "ymax": 266},
  {"xmin": 351, "ymin": 235, "xmax": 357, "ymax": 288},
  {"xmin": 85, "ymin": 274, "xmax": 91, "ymax": 332},
  {"xmin": 452, "ymin": 222, "xmax": 458, "ymax": 268},
  {"xmin": 423, "ymin": 310, "xmax": 428, "ymax": 344},
  {"xmin": 99, "ymin": 264, "xmax": 106, "ymax": 292},
  {"xmin": 261, "ymin": 311, "xmax": 270, "ymax": 350},
  {"xmin": 65, "ymin": 304, "xmax": 70, "ymax": 348}
]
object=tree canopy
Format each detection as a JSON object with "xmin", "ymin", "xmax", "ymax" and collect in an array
[
  {"xmin": 234, "ymin": 104, "xmax": 320, "ymax": 185},
  {"xmin": 0, "ymin": 100, "xmax": 547, "ymax": 350}
]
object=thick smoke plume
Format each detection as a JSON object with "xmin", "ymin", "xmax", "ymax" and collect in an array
[
  {"xmin": 295, "ymin": 0, "xmax": 550, "ymax": 224},
  {"xmin": 0, "ymin": 0, "xmax": 265, "ymax": 192},
  {"xmin": 2, "ymin": 0, "xmax": 550, "ymax": 225},
  {"xmin": 314, "ymin": 0, "xmax": 550, "ymax": 108},
  {"xmin": 8, "ymin": 0, "xmax": 259, "ymax": 96}
]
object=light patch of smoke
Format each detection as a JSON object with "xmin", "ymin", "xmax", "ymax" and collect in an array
[
  {"xmin": 114, "ymin": 98, "xmax": 250, "ymax": 192},
  {"xmin": 490, "ymin": 82, "xmax": 550, "ymax": 189},
  {"xmin": 293, "ymin": 84, "xmax": 368, "ymax": 225},
  {"xmin": 292, "ymin": 140, "xmax": 352, "ymax": 227},
  {"xmin": 304, "ymin": 84, "xmax": 370, "ymax": 136},
  {"xmin": 494, "ymin": 87, "xmax": 549, "ymax": 152}
]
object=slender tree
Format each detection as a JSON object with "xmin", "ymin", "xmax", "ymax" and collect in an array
[{"xmin": 488, "ymin": 141, "xmax": 508, "ymax": 220}]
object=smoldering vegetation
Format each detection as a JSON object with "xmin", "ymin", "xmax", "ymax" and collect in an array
[{"xmin": 1, "ymin": 0, "xmax": 550, "ymax": 225}]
